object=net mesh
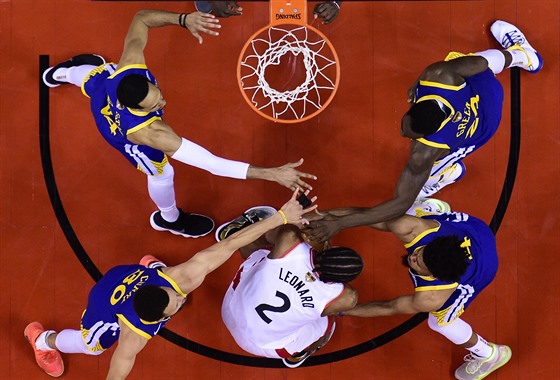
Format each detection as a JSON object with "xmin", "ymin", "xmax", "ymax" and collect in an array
[{"xmin": 239, "ymin": 25, "xmax": 339, "ymax": 122}]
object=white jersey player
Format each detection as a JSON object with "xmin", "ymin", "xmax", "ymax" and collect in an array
[{"xmin": 222, "ymin": 220, "xmax": 363, "ymax": 368}]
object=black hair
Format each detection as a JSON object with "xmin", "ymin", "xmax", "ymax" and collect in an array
[
  {"xmin": 116, "ymin": 74, "xmax": 150, "ymax": 109},
  {"xmin": 133, "ymin": 285, "xmax": 169, "ymax": 322},
  {"xmin": 422, "ymin": 235, "xmax": 470, "ymax": 283},
  {"xmin": 314, "ymin": 247, "xmax": 363, "ymax": 283},
  {"xmin": 406, "ymin": 100, "xmax": 445, "ymax": 135}
]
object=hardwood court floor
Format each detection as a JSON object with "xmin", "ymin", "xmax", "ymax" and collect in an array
[{"xmin": 1, "ymin": 0, "xmax": 558, "ymax": 379}]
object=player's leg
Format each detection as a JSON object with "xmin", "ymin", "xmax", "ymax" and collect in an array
[
  {"xmin": 42, "ymin": 54, "xmax": 106, "ymax": 88},
  {"xmin": 147, "ymin": 161, "xmax": 215, "ymax": 238},
  {"xmin": 428, "ymin": 315, "xmax": 511, "ymax": 379}
]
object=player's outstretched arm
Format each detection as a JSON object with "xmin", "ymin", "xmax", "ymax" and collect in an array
[
  {"xmin": 342, "ymin": 289, "xmax": 452, "ymax": 318},
  {"xmin": 247, "ymin": 158, "xmax": 317, "ymax": 191},
  {"xmin": 306, "ymin": 141, "xmax": 443, "ymax": 242},
  {"xmin": 118, "ymin": 10, "xmax": 220, "ymax": 68},
  {"xmin": 165, "ymin": 189, "xmax": 317, "ymax": 294},
  {"xmin": 129, "ymin": 125, "xmax": 316, "ymax": 188},
  {"xmin": 106, "ymin": 322, "xmax": 149, "ymax": 380}
]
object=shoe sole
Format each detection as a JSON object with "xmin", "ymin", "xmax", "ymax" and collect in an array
[
  {"xmin": 24, "ymin": 323, "xmax": 64, "ymax": 378},
  {"xmin": 214, "ymin": 206, "xmax": 277, "ymax": 242},
  {"xmin": 150, "ymin": 212, "xmax": 214, "ymax": 238}
]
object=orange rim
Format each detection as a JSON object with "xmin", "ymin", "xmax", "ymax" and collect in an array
[{"xmin": 237, "ymin": 23, "xmax": 340, "ymax": 124}]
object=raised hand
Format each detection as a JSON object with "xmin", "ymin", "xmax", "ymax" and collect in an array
[
  {"xmin": 313, "ymin": 1, "xmax": 341, "ymax": 24},
  {"xmin": 270, "ymin": 158, "xmax": 317, "ymax": 191},
  {"xmin": 278, "ymin": 189, "xmax": 318, "ymax": 226},
  {"xmin": 185, "ymin": 12, "xmax": 221, "ymax": 44},
  {"xmin": 209, "ymin": 1, "xmax": 243, "ymax": 18}
]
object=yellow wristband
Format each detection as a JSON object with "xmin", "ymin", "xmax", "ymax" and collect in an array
[{"xmin": 278, "ymin": 210, "xmax": 288, "ymax": 225}]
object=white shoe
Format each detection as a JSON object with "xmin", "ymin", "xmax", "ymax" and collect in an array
[
  {"xmin": 406, "ymin": 198, "xmax": 451, "ymax": 217},
  {"xmin": 419, "ymin": 162, "xmax": 466, "ymax": 198},
  {"xmin": 490, "ymin": 20, "xmax": 543, "ymax": 73},
  {"xmin": 455, "ymin": 344, "xmax": 512, "ymax": 380}
]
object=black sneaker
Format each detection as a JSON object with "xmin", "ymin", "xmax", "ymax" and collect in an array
[
  {"xmin": 42, "ymin": 54, "xmax": 106, "ymax": 88},
  {"xmin": 150, "ymin": 209, "xmax": 214, "ymax": 238},
  {"xmin": 215, "ymin": 206, "xmax": 277, "ymax": 242}
]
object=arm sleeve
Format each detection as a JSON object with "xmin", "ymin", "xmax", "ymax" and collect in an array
[{"xmin": 171, "ymin": 137, "xmax": 250, "ymax": 179}]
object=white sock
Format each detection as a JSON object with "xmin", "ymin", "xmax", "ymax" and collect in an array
[
  {"xmin": 468, "ymin": 335, "xmax": 493, "ymax": 359},
  {"xmin": 506, "ymin": 49, "xmax": 530, "ymax": 69},
  {"xmin": 149, "ymin": 261, "xmax": 167, "ymax": 269},
  {"xmin": 147, "ymin": 164, "xmax": 180, "ymax": 222},
  {"xmin": 475, "ymin": 49, "xmax": 505, "ymax": 75},
  {"xmin": 35, "ymin": 330, "xmax": 56, "ymax": 351},
  {"xmin": 51, "ymin": 65, "xmax": 98, "ymax": 87}
]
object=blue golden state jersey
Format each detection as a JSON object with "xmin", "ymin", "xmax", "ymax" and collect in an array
[
  {"xmin": 83, "ymin": 64, "xmax": 167, "ymax": 175},
  {"xmin": 405, "ymin": 213, "xmax": 498, "ymax": 324},
  {"xmin": 82, "ymin": 265, "xmax": 186, "ymax": 342},
  {"xmin": 414, "ymin": 65, "xmax": 504, "ymax": 162}
]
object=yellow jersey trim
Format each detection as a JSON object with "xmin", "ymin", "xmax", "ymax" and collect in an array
[
  {"xmin": 108, "ymin": 64, "xmax": 148, "ymax": 79},
  {"xmin": 126, "ymin": 116, "xmax": 161, "ymax": 135},
  {"xmin": 128, "ymin": 108, "xmax": 151, "ymax": 117},
  {"xmin": 418, "ymin": 80, "xmax": 466, "ymax": 91},
  {"xmin": 404, "ymin": 224, "xmax": 441, "ymax": 249},
  {"xmin": 416, "ymin": 138, "xmax": 450, "ymax": 149},
  {"xmin": 158, "ymin": 271, "xmax": 188, "ymax": 298},
  {"xmin": 415, "ymin": 283, "xmax": 458, "ymax": 291},
  {"xmin": 116, "ymin": 314, "xmax": 152, "ymax": 340}
]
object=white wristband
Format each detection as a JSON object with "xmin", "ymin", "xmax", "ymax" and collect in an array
[{"xmin": 171, "ymin": 137, "xmax": 249, "ymax": 179}]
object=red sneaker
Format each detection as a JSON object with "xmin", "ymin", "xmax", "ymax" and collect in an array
[
  {"xmin": 139, "ymin": 255, "xmax": 166, "ymax": 269},
  {"xmin": 24, "ymin": 322, "xmax": 64, "ymax": 377}
]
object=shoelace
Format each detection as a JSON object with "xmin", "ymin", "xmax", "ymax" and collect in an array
[
  {"xmin": 502, "ymin": 31, "xmax": 525, "ymax": 48},
  {"xmin": 463, "ymin": 354, "xmax": 485, "ymax": 374}
]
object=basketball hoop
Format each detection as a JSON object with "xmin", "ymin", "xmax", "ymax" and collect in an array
[{"xmin": 237, "ymin": 0, "xmax": 340, "ymax": 124}]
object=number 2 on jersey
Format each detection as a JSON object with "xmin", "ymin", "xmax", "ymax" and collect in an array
[{"xmin": 255, "ymin": 291, "xmax": 291, "ymax": 324}]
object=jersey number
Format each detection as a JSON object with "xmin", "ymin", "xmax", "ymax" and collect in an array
[{"xmin": 255, "ymin": 291, "xmax": 291, "ymax": 324}]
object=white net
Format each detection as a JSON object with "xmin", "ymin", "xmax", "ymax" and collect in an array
[{"xmin": 239, "ymin": 25, "xmax": 338, "ymax": 121}]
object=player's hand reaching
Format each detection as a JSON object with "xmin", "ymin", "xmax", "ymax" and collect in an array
[
  {"xmin": 278, "ymin": 189, "xmax": 318, "ymax": 226},
  {"xmin": 209, "ymin": 1, "xmax": 243, "ymax": 18},
  {"xmin": 185, "ymin": 12, "xmax": 221, "ymax": 44},
  {"xmin": 305, "ymin": 214, "xmax": 342, "ymax": 242},
  {"xmin": 313, "ymin": 1, "xmax": 341, "ymax": 24},
  {"xmin": 257, "ymin": 158, "xmax": 317, "ymax": 191}
]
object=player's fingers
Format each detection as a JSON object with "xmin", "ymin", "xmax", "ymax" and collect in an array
[
  {"xmin": 298, "ymin": 179, "xmax": 313, "ymax": 191},
  {"xmin": 200, "ymin": 13, "xmax": 218, "ymax": 22}
]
